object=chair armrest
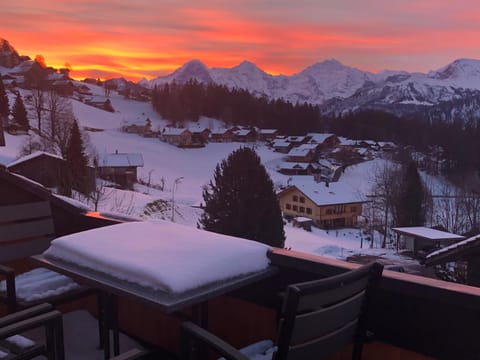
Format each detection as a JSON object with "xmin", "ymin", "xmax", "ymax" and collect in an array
[
  {"xmin": 0, "ymin": 303, "xmax": 53, "ymax": 328},
  {"xmin": 109, "ymin": 348, "xmax": 147, "ymax": 360},
  {"xmin": 0, "ymin": 265, "xmax": 16, "ymax": 313},
  {"xmin": 0, "ymin": 310, "xmax": 62, "ymax": 339},
  {"xmin": 181, "ymin": 321, "xmax": 249, "ymax": 360}
]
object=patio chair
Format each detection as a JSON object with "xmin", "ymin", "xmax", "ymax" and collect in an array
[
  {"xmin": 0, "ymin": 303, "xmax": 64, "ymax": 360},
  {"xmin": 181, "ymin": 261, "xmax": 384, "ymax": 360},
  {"xmin": 0, "ymin": 201, "xmax": 100, "ymax": 345}
]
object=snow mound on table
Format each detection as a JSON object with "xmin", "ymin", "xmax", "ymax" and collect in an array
[{"xmin": 44, "ymin": 220, "xmax": 271, "ymax": 294}]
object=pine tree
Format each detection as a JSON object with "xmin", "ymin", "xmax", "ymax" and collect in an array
[
  {"xmin": 12, "ymin": 93, "xmax": 29, "ymax": 131},
  {"xmin": 65, "ymin": 119, "xmax": 88, "ymax": 195},
  {"xmin": 0, "ymin": 75, "xmax": 9, "ymax": 120},
  {"xmin": 200, "ymin": 147, "xmax": 285, "ymax": 247},
  {"xmin": 395, "ymin": 161, "xmax": 426, "ymax": 227}
]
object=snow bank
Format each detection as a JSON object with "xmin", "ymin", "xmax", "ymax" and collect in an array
[
  {"xmin": 44, "ymin": 220, "xmax": 271, "ymax": 293},
  {"xmin": 0, "ymin": 268, "xmax": 81, "ymax": 302}
]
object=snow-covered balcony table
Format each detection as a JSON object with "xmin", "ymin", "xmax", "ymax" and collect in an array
[{"xmin": 32, "ymin": 220, "xmax": 277, "ymax": 359}]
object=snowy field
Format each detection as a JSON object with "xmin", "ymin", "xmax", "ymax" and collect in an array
[{"xmin": 0, "ymin": 83, "xmax": 419, "ymax": 269}]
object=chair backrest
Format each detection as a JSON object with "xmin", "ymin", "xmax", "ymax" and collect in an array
[
  {"xmin": 274, "ymin": 262, "xmax": 384, "ymax": 360},
  {"xmin": 0, "ymin": 201, "xmax": 56, "ymax": 262}
]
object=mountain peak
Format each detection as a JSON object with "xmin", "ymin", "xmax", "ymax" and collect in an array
[
  {"xmin": 0, "ymin": 38, "xmax": 23, "ymax": 68},
  {"xmin": 233, "ymin": 60, "xmax": 264, "ymax": 74},
  {"xmin": 431, "ymin": 58, "xmax": 480, "ymax": 83}
]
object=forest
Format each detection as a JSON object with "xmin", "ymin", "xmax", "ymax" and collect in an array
[{"xmin": 151, "ymin": 80, "xmax": 480, "ymax": 176}]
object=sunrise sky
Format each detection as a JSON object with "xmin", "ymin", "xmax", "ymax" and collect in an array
[{"xmin": 2, "ymin": 0, "xmax": 480, "ymax": 81}]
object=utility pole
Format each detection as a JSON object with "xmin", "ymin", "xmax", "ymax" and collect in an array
[{"xmin": 171, "ymin": 177, "xmax": 184, "ymax": 222}]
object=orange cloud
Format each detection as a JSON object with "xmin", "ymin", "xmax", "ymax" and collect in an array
[{"xmin": 2, "ymin": 1, "xmax": 480, "ymax": 80}]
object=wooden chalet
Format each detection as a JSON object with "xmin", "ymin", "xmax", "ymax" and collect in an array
[
  {"xmin": 189, "ymin": 127, "xmax": 210, "ymax": 145},
  {"xmin": 287, "ymin": 144, "xmax": 318, "ymax": 162},
  {"xmin": 97, "ymin": 152, "xmax": 144, "ymax": 189},
  {"xmin": 392, "ymin": 227, "xmax": 465, "ymax": 258},
  {"xmin": 307, "ymin": 133, "xmax": 340, "ymax": 148},
  {"xmin": 210, "ymin": 128, "xmax": 234, "ymax": 142},
  {"xmin": 257, "ymin": 129, "xmax": 279, "ymax": 142},
  {"xmin": 278, "ymin": 184, "xmax": 364, "ymax": 228},
  {"xmin": 271, "ymin": 139, "xmax": 292, "ymax": 153},
  {"xmin": 278, "ymin": 162, "xmax": 314, "ymax": 176},
  {"xmin": 233, "ymin": 128, "xmax": 257, "ymax": 142},
  {"xmin": 160, "ymin": 128, "xmax": 193, "ymax": 147},
  {"xmin": 7, "ymin": 151, "xmax": 66, "ymax": 188}
]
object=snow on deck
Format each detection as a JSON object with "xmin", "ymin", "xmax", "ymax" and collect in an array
[{"xmin": 44, "ymin": 220, "xmax": 271, "ymax": 293}]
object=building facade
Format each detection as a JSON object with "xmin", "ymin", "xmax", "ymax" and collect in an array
[{"xmin": 278, "ymin": 185, "xmax": 363, "ymax": 229}]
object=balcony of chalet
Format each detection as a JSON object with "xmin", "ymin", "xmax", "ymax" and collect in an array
[{"xmin": 1, "ymin": 166, "xmax": 480, "ymax": 359}]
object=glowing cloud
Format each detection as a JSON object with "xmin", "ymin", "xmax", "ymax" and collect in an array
[{"xmin": 2, "ymin": 0, "xmax": 480, "ymax": 80}]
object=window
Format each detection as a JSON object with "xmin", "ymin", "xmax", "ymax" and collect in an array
[
  {"xmin": 286, "ymin": 203, "xmax": 291, "ymax": 210},
  {"xmin": 293, "ymin": 205, "xmax": 298, "ymax": 211},
  {"xmin": 350, "ymin": 206, "xmax": 357, "ymax": 213},
  {"xmin": 326, "ymin": 209, "xmax": 333, "ymax": 215},
  {"xmin": 293, "ymin": 195, "xmax": 298, "ymax": 202},
  {"xmin": 334, "ymin": 205, "xmax": 345, "ymax": 214},
  {"xmin": 299, "ymin": 196, "xmax": 305, "ymax": 203},
  {"xmin": 299, "ymin": 206, "xmax": 305, "ymax": 213},
  {"xmin": 306, "ymin": 208, "xmax": 312, "ymax": 215}
]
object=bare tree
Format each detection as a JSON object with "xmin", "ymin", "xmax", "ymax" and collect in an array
[
  {"xmin": 434, "ymin": 185, "xmax": 465, "ymax": 234},
  {"xmin": 368, "ymin": 160, "xmax": 402, "ymax": 248},
  {"xmin": 31, "ymin": 86, "xmax": 44, "ymax": 134}
]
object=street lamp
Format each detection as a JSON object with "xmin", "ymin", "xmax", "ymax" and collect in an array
[{"xmin": 171, "ymin": 177, "xmax": 184, "ymax": 222}]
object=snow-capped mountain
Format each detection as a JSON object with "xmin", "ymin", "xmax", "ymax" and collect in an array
[
  {"xmin": 143, "ymin": 58, "xmax": 373, "ymax": 105},
  {"xmin": 321, "ymin": 59, "xmax": 480, "ymax": 120},
  {"xmin": 139, "ymin": 59, "xmax": 213, "ymax": 87},
  {"xmin": 142, "ymin": 57, "xmax": 480, "ymax": 121}
]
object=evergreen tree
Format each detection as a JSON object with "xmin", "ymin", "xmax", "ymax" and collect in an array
[
  {"xmin": 200, "ymin": 147, "xmax": 285, "ymax": 247},
  {"xmin": 0, "ymin": 75, "xmax": 9, "ymax": 120},
  {"xmin": 395, "ymin": 161, "xmax": 426, "ymax": 227},
  {"xmin": 65, "ymin": 119, "xmax": 89, "ymax": 195},
  {"xmin": 12, "ymin": 93, "xmax": 29, "ymax": 130}
]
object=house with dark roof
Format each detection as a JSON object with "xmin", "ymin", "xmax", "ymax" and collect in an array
[
  {"xmin": 278, "ymin": 184, "xmax": 364, "ymax": 228},
  {"xmin": 97, "ymin": 152, "xmax": 144, "ymax": 189}
]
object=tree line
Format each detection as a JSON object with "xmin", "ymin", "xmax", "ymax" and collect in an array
[
  {"xmin": 325, "ymin": 109, "xmax": 480, "ymax": 176},
  {"xmin": 151, "ymin": 80, "xmax": 321, "ymax": 135}
]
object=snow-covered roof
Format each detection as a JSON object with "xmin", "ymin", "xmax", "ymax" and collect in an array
[
  {"xmin": 98, "ymin": 153, "xmax": 144, "ymax": 167},
  {"xmin": 338, "ymin": 137, "xmax": 356, "ymax": 146},
  {"xmin": 425, "ymin": 234, "xmax": 480, "ymax": 262},
  {"xmin": 392, "ymin": 227, "xmax": 465, "ymax": 241},
  {"xmin": 272, "ymin": 140, "xmax": 290, "ymax": 147},
  {"xmin": 162, "ymin": 127, "xmax": 189, "ymax": 136},
  {"xmin": 318, "ymin": 159, "xmax": 334, "ymax": 168},
  {"xmin": 280, "ymin": 184, "xmax": 363, "ymax": 206},
  {"xmin": 307, "ymin": 133, "xmax": 335, "ymax": 143},
  {"xmin": 279, "ymin": 162, "xmax": 311, "ymax": 170},
  {"xmin": 7, "ymin": 151, "xmax": 64, "ymax": 168},
  {"xmin": 288, "ymin": 145, "xmax": 315, "ymax": 157},
  {"xmin": 234, "ymin": 129, "xmax": 254, "ymax": 136},
  {"xmin": 44, "ymin": 220, "xmax": 271, "ymax": 293},
  {"xmin": 285, "ymin": 136, "xmax": 306, "ymax": 143},
  {"xmin": 258, "ymin": 129, "xmax": 278, "ymax": 135}
]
